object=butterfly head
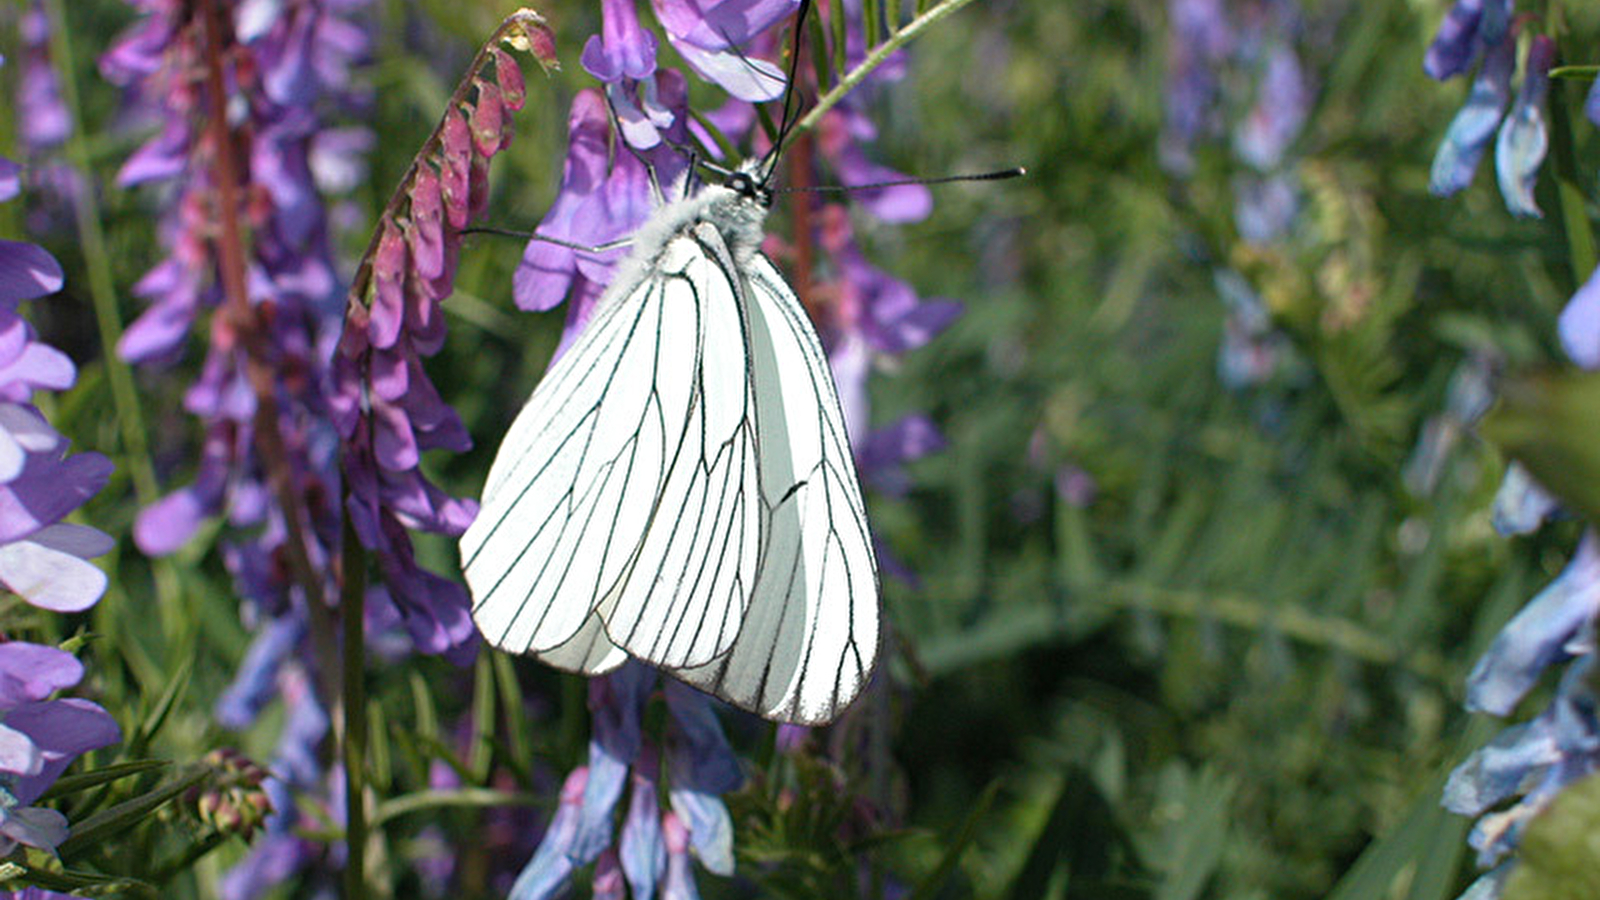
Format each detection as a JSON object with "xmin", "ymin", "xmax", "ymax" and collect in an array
[{"xmin": 725, "ymin": 161, "xmax": 775, "ymax": 210}]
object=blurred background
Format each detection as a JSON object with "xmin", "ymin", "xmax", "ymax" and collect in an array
[{"xmin": 5, "ymin": 0, "xmax": 1597, "ymax": 897}]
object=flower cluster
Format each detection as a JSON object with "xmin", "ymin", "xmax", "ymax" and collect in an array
[
  {"xmin": 100, "ymin": 2, "xmax": 377, "ymax": 894},
  {"xmin": 509, "ymin": 666, "xmax": 741, "ymax": 900},
  {"xmin": 1424, "ymin": 10, "xmax": 1600, "ymax": 900},
  {"xmin": 333, "ymin": 15, "xmax": 550, "ymax": 661},
  {"xmin": 1161, "ymin": 0, "xmax": 1310, "ymax": 390},
  {"xmin": 102, "ymin": 0, "xmax": 364, "ymax": 616},
  {"xmin": 0, "ymin": 56, "xmax": 122, "ymax": 858},
  {"xmin": 1424, "ymin": 0, "xmax": 1553, "ymax": 217}
]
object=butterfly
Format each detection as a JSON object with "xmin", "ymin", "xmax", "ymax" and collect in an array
[{"xmin": 457, "ymin": 156, "xmax": 880, "ymax": 725}]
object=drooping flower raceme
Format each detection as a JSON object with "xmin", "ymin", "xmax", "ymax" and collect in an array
[
  {"xmin": 1426, "ymin": 12, "xmax": 1600, "ymax": 900},
  {"xmin": 1424, "ymin": 1, "xmax": 1553, "ymax": 217}
]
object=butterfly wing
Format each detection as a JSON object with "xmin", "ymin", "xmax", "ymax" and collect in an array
[
  {"xmin": 460, "ymin": 230, "xmax": 761, "ymax": 674},
  {"xmin": 675, "ymin": 253, "xmax": 881, "ymax": 724},
  {"xmin": 599, "ymin": 224, "xmax": 762, "ymax": 670}
]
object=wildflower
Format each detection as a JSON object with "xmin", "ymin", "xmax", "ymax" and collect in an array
[{"xmin": 508, "ymin": 666, "xmax": 742, "ymax": 900}]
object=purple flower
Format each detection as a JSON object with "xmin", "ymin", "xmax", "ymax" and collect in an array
[
  {"xmin": 0, "ymin": 643, "xmax": 120, "ymax": 855},
  {"xmin": 1446, "ymin": 656, "xmax": 1600, "ymax": 869},
  {"xmin": 1429, "ymin": 31, "xmax": 1515, "ymax": 197},
  {"xmin": 1560, "ymin": 261, "xmax": 1600, "ymax": 370},
  {"xmin": 650, "ymin": 0, "xmax": 795, "ymax": 101},
  {"xmin": 583, "ymin": 0, "xmax": 659, "ymax": 83},
  {"xmin": 508, "ymin": 668, "xmax": 744, "ymax": 900},
  {"xmin": 1495, "ymin": 36, "xmax": 1553, "ymax": 218},
  {"xmin": 17, "ymin": 2, "xmax": 71, "ymax": 151},
  {"xmin": 1491, "ymin": 463, "xmax": 1562, "ymax": 536},
  {"xmin": 856, "ymin": 415, "xmax": 947, "ymax": 497},
  {"xmin": 1425, "ymin": 0, "xmax": 1489, "ymax": 81},
  {"xmin": 1466, "ymin": 530, "xmax": 1600, "ymax": 718},
  {"xmin": 508, "ymin": 767, "xmax": 589, "ymax": 900}
]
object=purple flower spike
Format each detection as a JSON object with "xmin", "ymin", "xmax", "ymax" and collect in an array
[
  {"xmin": 1465, "ymin": 530, "xmax": 1600, "ymax": 717},
  {"xmin": 1429, "ymin": 32, "xmax": 1515, "ymax": 197},
  {"xmin": 1495, "ymin": 36, "xmax": 1553, "ymax": 218},
  {"xmin": 583, "ymin": 0, "xmax": 659, "ymax": 83}
]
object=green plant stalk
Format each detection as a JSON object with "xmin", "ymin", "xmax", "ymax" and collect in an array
[
  {"xmin": 41, "ymin": 0, "xmax": 184, "ymax": 615},
  {"xmin": 150, "ymin": 829, "xmax": 230, "ymax": 885},
  {"xmin": 341, "ymin": 512, "xmax": 369, "ymax": 900},
  {"xmin": 791, "ymin": 0, "xmax": 979, "ymax": 139},
  {"xmin": 1548, "ymin": 41, "xmax": 1596, "ymax": 284}
]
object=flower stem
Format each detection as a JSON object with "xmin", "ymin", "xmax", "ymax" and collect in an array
[
  {"xmin": 1548, "ymin": 39, "xmax": 1596, "ymax": 284},
  {"xmin": 340, "ymin": 512, "xmax": 369, "ymax": 900},
  {"xmin": 791, "ymin": 0, "xmax": 979, "ymax": 138},
  {"xmin": 195, "ymin": 0, "xmax": 341, "ymax": 751}
]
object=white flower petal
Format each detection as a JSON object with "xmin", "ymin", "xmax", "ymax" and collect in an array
[
  {"xmin": 673, "ymin": 41, "xmax": 785, "ymax": 102},
  {"xmin": 0, "ymin": 536, "xmax": 109, "ymax": 612},
  {"xmin": 0, "ymin": 723, "xmax": 43, "ymax": 776},
  {"xmin": 1, "ymin": 805, "xmax": 68, "ymax": 851}
]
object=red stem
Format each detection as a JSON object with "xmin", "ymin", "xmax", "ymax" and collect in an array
[{"xmin": 197, "ymin": 0, "xmax": 339, "ymax": 696}]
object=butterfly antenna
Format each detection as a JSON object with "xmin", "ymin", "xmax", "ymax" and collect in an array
[
  {"xmin": 761, "ymin": 0, "xmax": 815, "ymax": 188},
  {"xmin": 776, "ymin": 167, "xmax": 1029, "ymax": 195}
]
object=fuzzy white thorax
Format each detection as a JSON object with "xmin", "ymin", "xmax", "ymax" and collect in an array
[{"xmin": 597, "ymin": 163, "xmax": 773, "ymax": 316}]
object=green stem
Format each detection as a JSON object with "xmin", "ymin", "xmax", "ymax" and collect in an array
[
  {"xmin": 41, "ymin": 0, "xmax": 184, "ymax": 613},
  {"xmin": 341, "ymin": 513, "xmax": 369, "ymax": 900},
  {"xmin": 790, "ymin": 0, "xmax": 979, "ymax": 140},
  {"xmin": 150, "ymin": 829, "xmax": 230, "ymax": 885},
  {"xmin": 1548, "ymin": 41, "xmax": 1596, "ymax": 285}
]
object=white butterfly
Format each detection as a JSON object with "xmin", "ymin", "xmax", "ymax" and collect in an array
[{"xmin": 458, "ymin": 160, "xmax": 880, "ymax": 725}]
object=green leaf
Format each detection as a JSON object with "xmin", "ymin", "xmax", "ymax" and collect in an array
[
  {"xmin": 1001, "ymin": 765, "xmax": 1147, "ymax": 900},
  {"xmin": 38, "ymin": 759, "xmax": 171, "ymax": 802},
  {"xmin": 905, "ymin": 780, "xmax": 999, "ymax": 900},
  {"xmin": 1151, "ymin": 766, "xmax": 1232, "ymax": 900},
  {"xmin": 1503, "ymin": 772, "xmax": 1600, "ymax": 900},
  {"xmin": 1482, "ymin": 369, "xmax": 1600, "ymax": 525},
  {"xmin": 58, "ymin": 766, "xmax": 210, "ymax": 860}
]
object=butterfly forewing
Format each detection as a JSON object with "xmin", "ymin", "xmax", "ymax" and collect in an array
[
  {"xmin": 601, "ymin": 228, "xmax": 763, "ymax": 670},
  {"xmin": 461, "ymin": 267, "xmax": 692, "ymax": 655}
]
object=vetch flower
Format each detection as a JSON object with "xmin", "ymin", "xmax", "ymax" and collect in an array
[
  {"xmin": 582, "ymin": 0, "xmax": 658, "ymax": 84},
  {"xmin": 1429, "ymin": 30, "xmax": 1514, "ymax": 197},
  {"xmin": 507, "ymin": 666, "xmax": 744, "ymax": 900},
  {"xmin": 649, "ymin": 0, "xmax": 796, "ymax": 101},
  {"xmin": 1494, "ymin": 36, "xmax": 1553, "ymax": 218}
]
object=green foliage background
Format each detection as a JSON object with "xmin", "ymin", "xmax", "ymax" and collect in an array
[{"xmin": 5, "ymin": 0, "xmax": 1598, "ymax": 897}]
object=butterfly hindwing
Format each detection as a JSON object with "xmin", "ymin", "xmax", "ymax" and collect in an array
[{"xmin": 676, "ymin": 253, "xmax": 880, "ymax": 724}]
